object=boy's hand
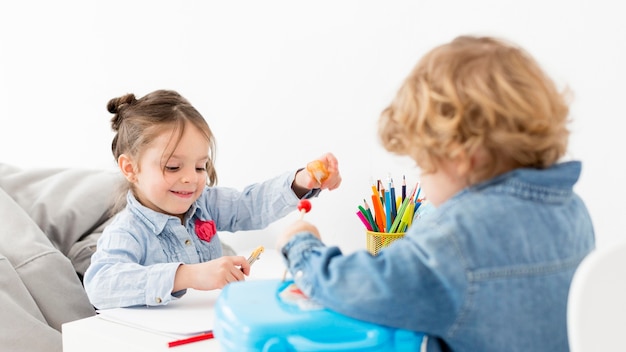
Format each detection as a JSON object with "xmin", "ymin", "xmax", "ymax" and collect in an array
[{"xmin": 276, "ymin": 219, "xmax": 321, "ymax": 250}]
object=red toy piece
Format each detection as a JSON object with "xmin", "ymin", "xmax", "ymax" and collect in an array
[
  {"xmin": 297, "ymin": 199, "xmax": 312, "ymax": 213},
  {"xmin": 297, "ymin": 199, "xmax": 312, "ymax": 219}
]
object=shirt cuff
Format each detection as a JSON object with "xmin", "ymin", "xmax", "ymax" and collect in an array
[{"xmin": 302, "ymin": 188, "xmax": 321, "ymax": 199}]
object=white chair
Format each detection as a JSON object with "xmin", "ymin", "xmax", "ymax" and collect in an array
[{"xmin": 567, "ymin": 241, "xmax": 626, "ymax": 352}]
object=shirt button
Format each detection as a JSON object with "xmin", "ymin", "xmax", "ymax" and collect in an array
[
  {"xmin": 185, "ymin": 239, "xmax": 191, "ymax": 246},
  {"xmin": 155, "ymin": 297, "xmax": 162, "ymax": 304},
  {"xmin": 295, "ymin": 270, "xmax": 304, "ymax": 279}
]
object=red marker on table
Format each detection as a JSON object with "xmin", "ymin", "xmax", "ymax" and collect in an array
[{"xmin": 167, "ymin": 331, "xmax": 214, "ymax": 348}]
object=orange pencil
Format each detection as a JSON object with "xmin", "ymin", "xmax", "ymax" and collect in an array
[{"xmin": 371, "ymin": 194, "xmax": 385, "ymax": 232}]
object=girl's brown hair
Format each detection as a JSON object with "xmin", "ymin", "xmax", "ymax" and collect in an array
[{"xmin": 379, "ymin": 36, "xmax": 570, "ymax": 183}]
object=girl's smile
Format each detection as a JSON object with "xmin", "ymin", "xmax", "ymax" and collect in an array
[{"xmin": 121, "ymin": 124, "xmax": 210, "ymax": 220}]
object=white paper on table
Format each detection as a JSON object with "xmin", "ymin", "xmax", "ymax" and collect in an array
[
  {"xmin": 94, "ymin": 248, "xmax": 284, "ymax": 338},
  {"xmin": 96, "ymin": 288, "xmax": 220, "ymax": 338}
]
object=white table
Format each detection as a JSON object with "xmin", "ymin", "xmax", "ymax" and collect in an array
[{"xmin": 62, "ymin": 248, "xmax": 285, "ymax": 352}]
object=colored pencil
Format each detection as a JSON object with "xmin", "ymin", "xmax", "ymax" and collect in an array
[
  {"xmin": 402, "ymin": 175, "xmax": 407, "ymax": 202},
  {"xmin": 371, "ymin": 194, "xmax": 385, "ymax": 232},
  {"xmin": 362, "ymin": 199, "xmax": 379, "ymax": 232},
  {"xmin": 358, "ymin": 176, "xmax": 422, "ymax": 235},
  {"xmin": 356, "ymin": 210, "xmax": 373, "ymax": 231},
  {"xmin": 168, "ymin": 331, "xmax": 214, "ymax": 348}
]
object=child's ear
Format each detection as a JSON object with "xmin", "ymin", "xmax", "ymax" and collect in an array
[
  {"xmin": 452, "ymin": 150, "xmax": 472, "ymax": 178},
  {"xmin": 118, "ymin": 154, "xmax": 138, "ymax": 182}
]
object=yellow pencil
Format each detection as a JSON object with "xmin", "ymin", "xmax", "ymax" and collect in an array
[{"xmin": 247, "ymin": 245, "xmax": 265, "ymax": 266}]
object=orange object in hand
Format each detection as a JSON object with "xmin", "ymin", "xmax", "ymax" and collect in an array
[{"xmin": 306, "ymin": 160, "xmax": 330, "ymax": 184}]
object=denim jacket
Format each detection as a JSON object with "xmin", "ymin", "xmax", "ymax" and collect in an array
[
  {"xmin": 84, "ymin": 171, "xmax": 306, "ymax": 309},
  {"xmin": 281, "ymin": 161, "xmax": 594, "ymax": 352}
]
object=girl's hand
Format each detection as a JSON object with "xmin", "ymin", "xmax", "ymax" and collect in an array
[
  {"xmin": 296, "ymin": 152, "xmax": 342, "ymax": 191},
  {"xmin": 173, "ymin": 256, "xmax": 250, "ymax": 292}
]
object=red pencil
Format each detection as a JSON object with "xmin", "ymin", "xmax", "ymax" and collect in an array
[{"xmin": 167, "ymin": 331, "xmax": 214, "ymax": 348}]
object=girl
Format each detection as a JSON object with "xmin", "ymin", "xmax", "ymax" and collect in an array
[{"xmin": 84, "ymin": 89, "xmax": 341, "ymax": 309}]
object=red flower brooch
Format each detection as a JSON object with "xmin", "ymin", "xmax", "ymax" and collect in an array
[{"xmin": 195, "ymin": 219, "xmax": 217, "ymax": 243}]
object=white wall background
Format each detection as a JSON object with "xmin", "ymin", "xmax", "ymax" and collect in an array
[{"xmin": 1, "ymin": 0, "xmax": 624, "ymax": 254}]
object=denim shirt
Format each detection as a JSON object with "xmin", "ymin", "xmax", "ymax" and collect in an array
[
  {"xmin": 84, "ymin": 171, "xmax": 305, "ymax": 309},
  {"xmin": 281, "ymin": 161, "xmax": 594, "ymax": 352}
]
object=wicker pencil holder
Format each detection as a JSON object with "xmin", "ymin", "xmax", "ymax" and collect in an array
[{"xmin": 365, "ymin": 230, "xmax": 405, "ymax": 255}]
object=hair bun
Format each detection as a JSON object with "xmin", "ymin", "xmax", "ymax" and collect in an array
[{"xmin": 108, "ymin": 93, "xmax": 137, "ymax": 131}]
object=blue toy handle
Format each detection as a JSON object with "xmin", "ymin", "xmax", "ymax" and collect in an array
[
  {"xmin": 283, "ymin": 331, "xmax": 384, "ymax": 351},
  {"xmin": 278, "ymin": 329, "xmax": 423, "ymax": 352}
]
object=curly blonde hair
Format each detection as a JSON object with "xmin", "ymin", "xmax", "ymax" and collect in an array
[{"xmin": 379, "ymin": 36, "xmax": 570, "ymax": 183}]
